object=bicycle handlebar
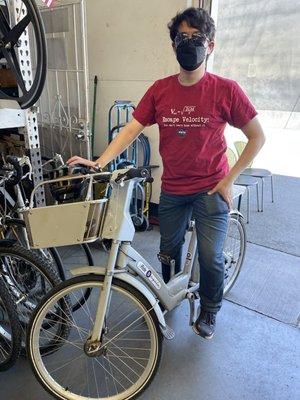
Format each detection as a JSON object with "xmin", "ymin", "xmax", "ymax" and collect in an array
[{"xmin": 27, "ymin": 166, "xmax": 155, "ymax": 208}]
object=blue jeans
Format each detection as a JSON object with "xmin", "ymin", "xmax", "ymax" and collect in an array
[{"xmin": 158, "ymin": 190, "xmax": 229, "ymax": 313}]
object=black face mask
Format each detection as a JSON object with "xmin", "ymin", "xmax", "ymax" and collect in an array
[{"xmin": 176, "ymin": 40, "xmax": 206, "ymax": 71}]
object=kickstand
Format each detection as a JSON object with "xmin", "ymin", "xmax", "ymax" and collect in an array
[
  {"xmin": 187, "ymin": 293, "xmax": 196, "ymax": 326},
  {"xmin": 170, "ymin": 259, "xmax": 175, "ymax": 279}
]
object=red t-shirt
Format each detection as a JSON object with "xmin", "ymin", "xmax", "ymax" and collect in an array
[{"xmin": 132, "ymin": 72, "xmax": 257, "ymax": 195}]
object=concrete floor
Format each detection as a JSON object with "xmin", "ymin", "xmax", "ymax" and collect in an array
[
  {"xmin": 0, "ymin": 299, "xmax": 299, "ymax": 400},
  {"xmin": 0, "ymin": 176, "xmax": 299, "ymax": 400}
]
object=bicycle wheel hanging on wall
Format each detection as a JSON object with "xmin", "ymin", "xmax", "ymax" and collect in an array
[{"xmin": 0, "ymin": 0, "xmax": 47, "ymax": 109}]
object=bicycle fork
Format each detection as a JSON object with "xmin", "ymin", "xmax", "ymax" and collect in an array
[{"xmin": 88, "ymin": 241, "xmax": 120, "ymax": 344}]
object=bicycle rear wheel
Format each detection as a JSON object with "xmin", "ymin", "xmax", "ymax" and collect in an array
[
  {"xmin": 28, "ymin": 275, "xmax": 163, "ymax": 400},
  {"xmin": 0, "ymin": 277, "xmax": 21, "ymax": 371},
  {"xmin": 223, "ymin": 212, "xmax": 246, "ymax": 295}
]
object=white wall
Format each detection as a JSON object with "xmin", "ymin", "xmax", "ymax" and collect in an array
[{"xmin": 86, "ymin": 0, "xmax": 198, "ymax": 203}]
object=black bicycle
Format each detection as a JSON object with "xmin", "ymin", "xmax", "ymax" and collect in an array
[{"xmin": 0, "ymin": 275, "xmax": 21, "ymax": 371}]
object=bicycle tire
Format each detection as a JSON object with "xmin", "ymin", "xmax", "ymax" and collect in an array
[
  {"xmin": 3, "ymin": 219, "xmax": 94, "ymax": 312},
  {"xmin": 0, "ymin": 277, "xmax": 22, "ymax": 371},
  {"xmin": 0, "ymin": 243, "xmax": 63, "ymax": 353},
  {"xmin": 223, "ymin": 212, "xmax": 247, "ymax": 295},
  {"xmin": 27, "ymin": 274, "xmax": 163, "ymax": 400}
]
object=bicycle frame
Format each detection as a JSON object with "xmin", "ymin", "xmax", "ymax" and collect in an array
[
  {"xmin": 69, "ymin": 170, "xmax": 200, "ymax": 342},
  {"xmin": 24, "ymin": 169, "xmax": 243, "ymax": 342},
  {"xmin": 0, "ymin": 156, "xmax": 32, "ymax": 246}
]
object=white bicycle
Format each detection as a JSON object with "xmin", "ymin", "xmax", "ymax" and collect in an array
[{"xmin": 24, "ymin": 167, "xmax": 246, "ymax": 400}]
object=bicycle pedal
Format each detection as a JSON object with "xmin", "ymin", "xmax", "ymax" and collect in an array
[{"xmin": 160, "ymin": 324, "xmax": 175, "ymax": 340}]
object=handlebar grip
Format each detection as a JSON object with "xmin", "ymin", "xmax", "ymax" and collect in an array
[
  {"xmin": 126, "ymin": 168, "xmax": 150, "ymax": 180},
  {"xmin": 115, "ymin": 167, "xmax": 150, "ymax": 183},
  {"xmin": 72, "ymin": 164, "xmax": 91, "ymax": 175},
  {"xmin": 5, "ymin": 156, "xmax": 22, "ymax": 186}
]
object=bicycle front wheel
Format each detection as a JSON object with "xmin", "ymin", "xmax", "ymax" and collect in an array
[{"xmin": 28, "ymin": 275, "xmax": 163, "ymax": 400}]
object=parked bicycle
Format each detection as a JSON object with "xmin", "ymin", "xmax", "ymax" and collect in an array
[
  {"xmin": 26, "ymin": 166, "xmax": 246, "ymax": 399},
  {"xmin": 0, "ymin": 157, "xmax": 69, "ymax": 358},
  {"xmin": 0, "ymin": 155, "xmax": 95, "ymax": 312},
  {"xmin": 0, "ymin": 276, "xmax": 21, "ymax": 371}
]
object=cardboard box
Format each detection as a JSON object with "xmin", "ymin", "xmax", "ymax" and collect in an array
[{"xmin": 0, "ymin": 69, "xmax": 17, "ymax": 88}]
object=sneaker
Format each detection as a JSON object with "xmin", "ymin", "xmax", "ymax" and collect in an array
[{"xmin": 192, "ymin": 309, "xmax": 217, "ymax": 339}]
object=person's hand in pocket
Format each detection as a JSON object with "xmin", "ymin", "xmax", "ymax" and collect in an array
[{"xmin": 208, "ymin": 177, "xmax": 233, "ymax": 209}]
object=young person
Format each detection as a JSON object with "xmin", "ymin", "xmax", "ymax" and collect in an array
[{"xmin": 67, "ymin": 7, "xmax": 265, "ymax": 339}]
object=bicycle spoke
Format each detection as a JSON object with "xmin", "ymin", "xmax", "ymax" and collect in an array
[
  {"xmin": 2, "ymin": 48, "xmax": 27, "ymax": 94},
  {"xmin": 92, "ymin": 359, "xmax": 100, "ymax": 399},
  {"xmin": 108, "ymin": 341, "xmax": 146, "ymax": 370},
  {"xmin": 106, "ymin": 348, "xmax": 119, "ymax": 396},
  {"xmin": 109, "ymin": 308, "xmax": 139, "ymax": 332},
  {"xmin": 108, "ymin": 348, "xmax": 143, "ymax": 377},
  {"xmin": 94, "ymin": 356, "xmax": 126, "ymax": 391},
  {"xmin": 6, "ymin": 14, "xmax": 31, "ymax": 45},
  {"xmin": 49, "ymin": 353, "xmax": 85, "ymax": 374},
  {"xmin": 0, "ymin": 343, "xmax": 10, "ymax": 357}
]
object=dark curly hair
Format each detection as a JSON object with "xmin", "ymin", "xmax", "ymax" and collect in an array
[{"xmin": 168, "ymin": 7, "xmax": 216, "ymax": 42}]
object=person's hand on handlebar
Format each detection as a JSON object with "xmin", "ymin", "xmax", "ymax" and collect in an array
[{"xmin": 66, "ymin": 156, "xmax": 96, "ymax": 168}]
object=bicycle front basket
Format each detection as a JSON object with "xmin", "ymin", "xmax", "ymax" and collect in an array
[{"xmin": 21, "ymin": 198, "xmax": 108, "ymax": 249}]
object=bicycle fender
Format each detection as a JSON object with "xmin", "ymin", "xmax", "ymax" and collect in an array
[
  {"xmin": 70, "ymin": 267, "xmax": 167, "ymax": 329},
  {"xmin": 230, "ymin": 210, "xmax": 246, "ymax": 220}
]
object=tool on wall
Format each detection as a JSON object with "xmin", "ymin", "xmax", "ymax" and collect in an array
[{"xmin": 91, "ymin": 75, "xmax": 98, "ymax": 158}]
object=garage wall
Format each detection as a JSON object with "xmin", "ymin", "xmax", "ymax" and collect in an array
[{"xmin": 86, "ymin": 0, "xmax": 198, "ymax": 203}]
